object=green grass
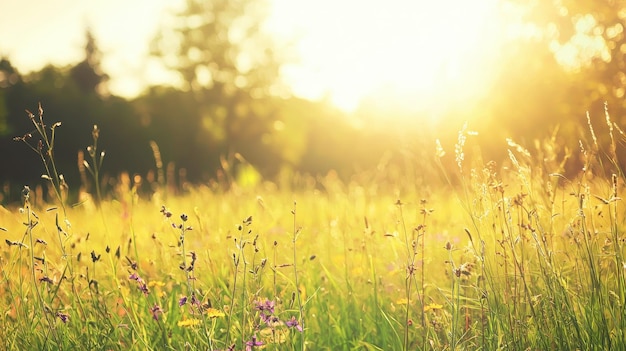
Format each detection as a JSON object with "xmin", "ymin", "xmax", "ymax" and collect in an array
[{"xmin": 1, "ymin": 105, "xmax": 626, "ymax": 350}]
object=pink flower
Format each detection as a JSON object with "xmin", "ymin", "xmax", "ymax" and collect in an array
[
  {"xmin": 245, "ymin": 334, "xmax": 264, "ymax": 351},
  {"xmin": 285, "ymin": 316, "xmax": 303, "ymax": 332}
]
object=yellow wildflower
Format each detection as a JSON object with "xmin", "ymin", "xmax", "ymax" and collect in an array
[
  {"xmin": 148, "ymin": 281, "xmax": 165, "ymax": 288},
  {"xmin": 205, "ymin": 308, "xmax": 225, "ymax": 318},
  {"xmin": 396, "ymin": 298, "xmax": 409, "ymax": 305},
  {"xmin": 424, "ymin": 303, "xmax": 443, "ymax": 312},
  {"xmin": 177, "ymin": 318, "xmax": 201, "ymax": 327}
]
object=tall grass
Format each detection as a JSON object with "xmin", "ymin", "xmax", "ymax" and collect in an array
[{"xmin": 1, "ymin": 104, "xmax": 626, "ymax": 350}]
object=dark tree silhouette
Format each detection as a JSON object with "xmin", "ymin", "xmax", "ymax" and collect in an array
[{"xmin": 70, "ymin": 29, "xmax": 109, "ymax": 96}]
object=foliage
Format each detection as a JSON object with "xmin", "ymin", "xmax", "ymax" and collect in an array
[
  {"xmin": 510, "ymin": 0, "xmax": 626, "ymax": 145},
  {"xmin": 69, "ymin": 29, "xmax": 108, "ymax": 96},
  {"xmin": 149, "ymin": 0, "xmax": 284, "ymax": 165}
]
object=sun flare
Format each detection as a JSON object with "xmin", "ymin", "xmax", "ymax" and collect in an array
[
  {"xmin": 0, "ymin": 0, "xmax": 505, "ymax": 124},
  {"xmin": 269, "ymin": 0, "xmax": 503, "ymax": 117}
]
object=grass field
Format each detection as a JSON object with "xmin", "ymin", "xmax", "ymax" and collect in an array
[{"xmin": 1, "ymin": 106, "xmax": 626, "ymax": 350}]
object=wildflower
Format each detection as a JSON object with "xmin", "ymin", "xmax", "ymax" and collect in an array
[
  {"xmin": 56, "ymin": 311, "xmax": 69, "ymax": 323},
  {"xmin": 245, "ymin": 334, "xmax": 264, "ymax": 351},
  {"xmin": 39, "ymin": 276, "xmax": 54, "ymax": 284},
  {"xmin": 255, "ymin": 298, "xmax": 275, "ymax": 325},
  {"xmin": 187, "ymin": 251, "xmax": 197, "ymax": 272},
  {"xmin": 190, "ymin": 294, "xmax": 200, "ymax": 307},
  {"xmin": 125, "ymin": 256, "xmax": 138, "ymax": 270},
  {"xmin": 179, "ymin": 296, "xmax": 188, "ymax": 307},
  {"xmin": 424, "ymin": 303, "xmax": 443, "ymax": 312},
  {"xmin": 285, "ymin": 316, "xmax": 303, "ymax": 332},
  {"xmin": 160, "ymin": 205, "xmax": 172, "ymax": 218},
  {"xmin": 258, "ymin": 311, "xmax": 277, "ymax": 325},
  {"xmin": 138, "ymin": 282, "xmax": 149, "ymax": 296},
  {"xmin": 454, "ymin": 262, "xmax": 472, "ymax": 278},
  {"xmin": 148, "ymin": 280, "xmax": 165, "ymax": 288},
  {"xmin": 396, "ymin": 298, "xmax": 409, "ymax": 305},
  {"xmin": 128, "ymin": 273, "xmax": 149, "ymax": 296},
  {"xmin": 150, "ymin": 304, "xmax": 163, "ymax": 321},
  {"xmin": 254, "ymin": 298, "xmax": 275, "ymax": 314},
  {"xmin": 177, "ymin": 318, "xmax": 201, "ymax": 327},
  {"xmin": 205, "ymin": 308, "xmax": 225, "ymax": 318}
]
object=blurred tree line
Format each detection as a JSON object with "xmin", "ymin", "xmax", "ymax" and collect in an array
[
  {"xmin": 471, "ymin": 0, "xmax": 626, "ymax": 176},
  {"xmin": 0, "ymin": 0, "xmax": 406, "ymax": 204},
  {"xmin": 0, "ymin": 0, "xmax": 625, "ymax": 204}
]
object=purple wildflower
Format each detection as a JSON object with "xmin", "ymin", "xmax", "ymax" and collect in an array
[
  {"xmin": 56, "ymin": 312, "xmax": 70, "ymax": 323},
  {"xmin": 150, "ymin": 304, "xmax": 163, "ymax": 321},
  {"xmin": 179, "ymin": 296, "xmax": 188, "ymax": 307},
  {"xmin": 254, "ymin": 298, "xmax": 276, "ymax": 325},
  {"xmin": 190, "ymin": 294, "xmax": 200, "ymax": 307},
  {"xmin": 128, "ymin": 272, "xmax": 149, "ymax": 296},
  {"xmin": 138, "ymin": 282, "xmax": 149, "ymax": 296},
  {"xmin": 245, "ymin": 334, "xmax": 264, "ymax": 351},
  {"xmin": 254, "ymin": 298, "xmax": 275, "ymax": 314},
  {"xmin": 258, "ymin": 312, "xmax": 279, "ymax": 326},
  {"xmin": 259, "ymin": 312, "xmax": 272, "ymax": 325},
  {"xmin": 285, "ymin": 316, "xmax": 303, "ymax": 332}
]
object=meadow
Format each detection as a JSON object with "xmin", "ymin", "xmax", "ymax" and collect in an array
[{"xmin": 1, "ymin": 106, "xmax": 626, "ymax": 350}]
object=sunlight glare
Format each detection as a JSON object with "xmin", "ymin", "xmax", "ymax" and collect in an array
[
  {"xmin": 0, "ymin": 0, "xmax": 503, "ymax": 121},
  {"xmin": 268, "ymin": 0, "xmax": 502, "ymax": 115}
]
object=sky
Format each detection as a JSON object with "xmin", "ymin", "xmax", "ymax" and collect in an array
[
  {"xmin": 0, "ymin": 0, "xmax": 184, "ymax": 96},
  {"xmin": 0, "ymin": 0, "xmax": 502, "ymax": 113}
]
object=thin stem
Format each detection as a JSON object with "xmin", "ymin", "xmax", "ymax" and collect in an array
[{"xmin": 291, "ymin": 201, "xmax": 304, "ymax": 351}]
